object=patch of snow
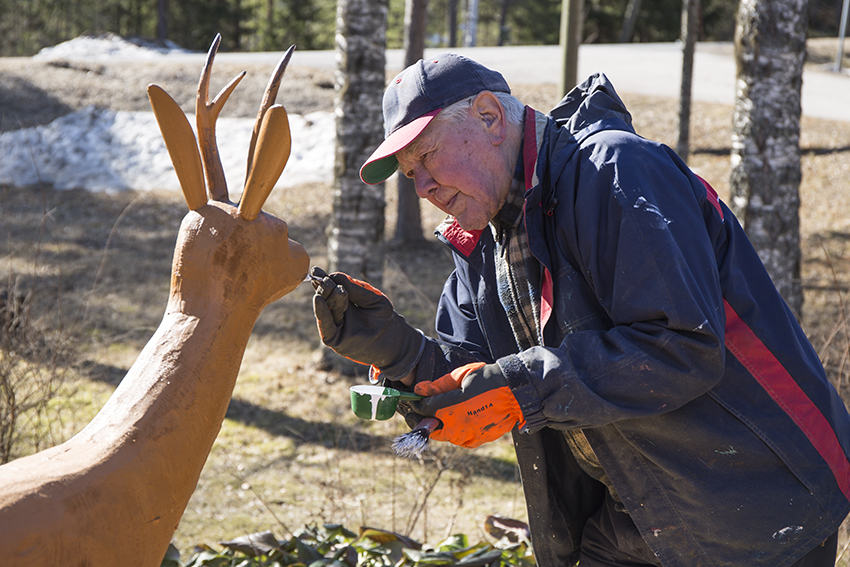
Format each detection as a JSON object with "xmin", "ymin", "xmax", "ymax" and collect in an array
[
  {"xmin": 0, "ymin": 106, "xmax": 335, "ymax": 193},
  {"xmin": 3, "ymin": 34, "xmax": 335, "ymax": 194},
  {"xmin": 34, "ymin": 33, "xmax": 192, "ymax": 62}
]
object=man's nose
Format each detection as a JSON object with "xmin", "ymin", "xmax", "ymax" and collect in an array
[{"xmin": 413, "ymin": 169, "xmax": 437, "ymax": 199}]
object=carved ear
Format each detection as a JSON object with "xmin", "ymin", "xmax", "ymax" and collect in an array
[
  {"xmin": 147, "ymin": 84, "xmax": 207, "ymax": 210},
  {"xmin": 238, "ymin": 105, "xmax": 291, "ymax": 221}
]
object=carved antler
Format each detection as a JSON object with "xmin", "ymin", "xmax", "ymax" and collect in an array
[
  {"xmin": 148, "ymin": 33, "xmax": 295, "ymax": 219},
  {"xmin": 195, "ymin": 34, "xmax": 245, "ymax": 202},
  {"xmin": 246, "ymin": 44, "xmax": 294, "ymax": 181}
]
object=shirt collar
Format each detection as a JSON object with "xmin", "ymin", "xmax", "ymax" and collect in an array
[{"xmin": 492, "ymin": 154, "xmax": 526, "ymax": 234}]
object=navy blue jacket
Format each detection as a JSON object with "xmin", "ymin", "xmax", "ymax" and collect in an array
[{"xmin": 413, "ymin": 74, "xmax": 850, "ymax": 566}]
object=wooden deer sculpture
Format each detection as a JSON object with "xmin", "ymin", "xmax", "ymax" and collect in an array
[{"xmin": 0, "ymin": 35, "xmax": 309, "ymax": 567}]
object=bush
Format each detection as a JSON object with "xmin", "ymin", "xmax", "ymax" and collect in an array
[
  {"xmin": 165, "ymin": 521, "xmax": 535, "ymax": 567},
  {"xmin": 0, "ymin": 279, "xmax": 78, "ymax": 463}
]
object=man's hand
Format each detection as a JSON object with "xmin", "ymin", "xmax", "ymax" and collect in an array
[
  {"xmin": 311, "ymin": 267, "xmax": 425, "ymax": 380},
  {"xmin": 411, "ymin": 362, "xmax": 525, "ymax": 448}
]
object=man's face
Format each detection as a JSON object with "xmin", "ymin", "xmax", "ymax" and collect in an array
[{"xmin": 395, "ymin": 103, "xmax": 511, "ymax": 232}]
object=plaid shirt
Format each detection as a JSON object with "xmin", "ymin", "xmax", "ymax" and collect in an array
[
  {"xmin": 491, "ymin": 142, "xmax": 620, "ymax": 504},
  {"xmin": 490, "ymin": 162, "xmax": 542, "ymax": 352}
]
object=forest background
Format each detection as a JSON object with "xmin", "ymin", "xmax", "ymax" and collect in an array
[{"xmin": 0, "ymin": 0, "xmax": 847, "ymax": 57}]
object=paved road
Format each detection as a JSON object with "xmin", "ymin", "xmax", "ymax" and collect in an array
[{"xmin": 220, "ymin": 42, "xmax": 850, "ymax": 122}]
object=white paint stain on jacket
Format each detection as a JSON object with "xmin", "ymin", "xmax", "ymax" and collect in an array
[{"xmin": 634, "ymin": 196, "xmax": 672, "ymax": 228}]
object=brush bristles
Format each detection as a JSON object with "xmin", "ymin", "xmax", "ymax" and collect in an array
[{"xmin": 392, "ymin": 429, "xmax": 430, "ymax": 458}]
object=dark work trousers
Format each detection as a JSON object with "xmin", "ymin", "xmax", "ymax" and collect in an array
[{"xmin": 578, "ymin": 493, "xmax": 840, "ymax": 567}]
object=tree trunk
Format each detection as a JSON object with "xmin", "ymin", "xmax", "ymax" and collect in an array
[
  {"xmin": 157, "ymin": 0, "xmax": 168, "ymax": 42},
  {"xmin": 330, "ymin": 0, "xmax": 389, "ymax": 286},
  {"xmin": 559, "ymin": 0, "xmax": 583, "ymax": 94},
  {"xmin": 836, "ymin": 0, "xmax": 850, "ymax": 73},
  {"xmin": 394, "ymin": 0, "xmax": 428, "ymax": 244},
  {"xmin": 404, "ymin": 0, "xmax": 428, "ymax": 58},
  {"xmin": 465, "ymin": 0, "xmax": 479, "ymax": 47},
  {"xmin": 265, "ymin": 0, "xmax": 277, "ymax": 50},
  {"xmin": 730, "ymin": 0, "xmax": 807, "ymax": 318},
  {"xmin": 619, "ymin": 0, "xmax": 641, "ymax": 43},
  {"xmin": 448, "ymin": 0, "xmax": 458, "ymax": 47},
  {"xmin": 233, "ymin": 0, "xmax": 243, "ymax": 50},
  {"xmin": 498, "ymin": 0, "xmax": 511, "ymax": 46},
  {"xmin": 675, "ymin": 0, "xmax": 699, "ymax": 162}
]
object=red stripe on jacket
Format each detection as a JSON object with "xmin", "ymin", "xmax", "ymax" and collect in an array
[
  {"xmin": 723, "ymin": 300, "xmax": 850, "ymax": 500},
  {"xmin": 697, "ymin": 175, "xmax": 724, "ymax": 220}
]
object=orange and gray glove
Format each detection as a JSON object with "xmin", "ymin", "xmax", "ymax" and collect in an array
[
  {"xmin": 311, "ymin": 266, "xmax": 425, "ymax": 380},
  {"xmin": 410, "ymin": 362, "xmax": 525, "ymax": 448}
]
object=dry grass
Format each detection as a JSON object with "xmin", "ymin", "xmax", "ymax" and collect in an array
[
  {"xmin": 0, "ymin": 181, "xmax": 527, "ymax": 551},
  {"xmin": 1, "ymin": 51, "xmax": 849, "ymax": 560}
]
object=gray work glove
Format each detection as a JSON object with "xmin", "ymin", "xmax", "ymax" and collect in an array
[{"xmin": 311, "ymin": 266, "xmax": 425, "ymax": 380}]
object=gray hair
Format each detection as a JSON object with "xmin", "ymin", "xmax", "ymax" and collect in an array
[{"xmin": 433, "ymin": 91, "xmax": 525, "ymax": 127}]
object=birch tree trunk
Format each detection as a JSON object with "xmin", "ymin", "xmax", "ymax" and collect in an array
[
  {"xmin": 330, "ymin": 0, "xmax": 388, "ymax": 286},
  {"xmin": 465, "ymin": 0, "xmax": 479, "ymax": 47},
  {"xmin": 730, "ymin": 0, "xmax": 807, "ymax": 318}
]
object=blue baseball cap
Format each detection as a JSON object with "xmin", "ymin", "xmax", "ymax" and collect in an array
[{"xmin": 359, "ymin": 53, "xmax": 510, "ymax": 185}]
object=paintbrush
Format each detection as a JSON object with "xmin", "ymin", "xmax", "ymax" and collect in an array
[{"xmin": 392, "ymin": 417, "xmax": 441, "ymax": 458}]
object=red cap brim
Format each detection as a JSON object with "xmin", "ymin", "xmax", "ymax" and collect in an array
[{"xmin": 359, "ymin": 109, "xmax": 441, "ymax": 185}]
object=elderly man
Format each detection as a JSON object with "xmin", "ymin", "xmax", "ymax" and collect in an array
[{"xmin": 311, "ymin": 53, "xmax": 850, "ymax": 567}]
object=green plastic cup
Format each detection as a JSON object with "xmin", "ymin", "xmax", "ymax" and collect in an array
[{"xmin": 350, "ymin": 385, "xmax": 422, "ymax": 421}]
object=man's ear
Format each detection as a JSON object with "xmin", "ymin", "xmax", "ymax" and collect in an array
[{"xmin": 472, "ymin": 91, "xmax": 507, "ymax": 145}]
